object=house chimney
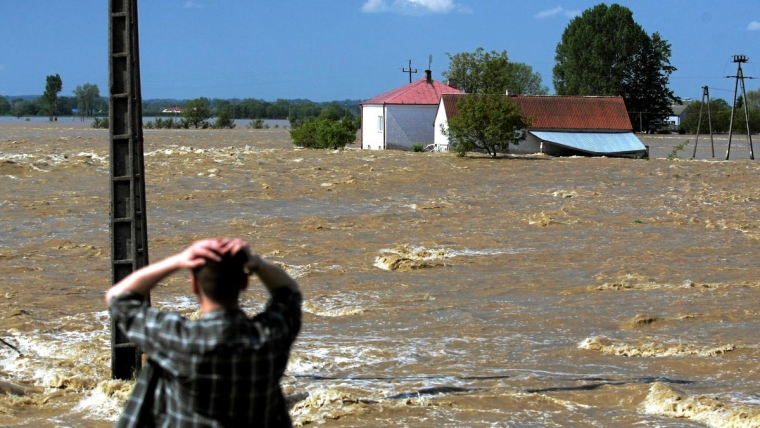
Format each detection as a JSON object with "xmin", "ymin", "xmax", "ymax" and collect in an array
[
  {"xmin": 425, "ymin": 69, "xmax": 432, "ymax": 82},
  {"xmin": 447, "ymin": 78, "xmax": 458, "ymax": 89}
]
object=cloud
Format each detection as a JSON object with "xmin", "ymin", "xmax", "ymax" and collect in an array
[
  {"xmin": 748, "ymin": 21, "xmax": 760, "ymax": 31},
  {"xmin": 361, "ymin": 0, "xmax": 467, "ymax": 15},
  {"xmin": 535, "ymin": 6, "xmax": 580, "ymax": 19}
]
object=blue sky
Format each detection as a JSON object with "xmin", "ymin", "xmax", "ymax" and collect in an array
[{"xmin": 1, "ymin": 0, "xmax": 758, "ymax": 103}]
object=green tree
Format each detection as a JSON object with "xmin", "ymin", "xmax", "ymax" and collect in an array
[
  {"xmin": 0, "ymin": 96, "xmax": 10, "ymax": 115},
  {"xmin": 443, "ymin": 94, "xmax": 531, "ymax": 157},
  {"xmin": 182, "ymin": 97, "xmax": 212, "ymax": 128},
  {"xmin": 680, "ymin": 99, "xmax": 731, "ymax": 133},
  {"xmin": 213, "ymin": 107, "xmax": 236, "ymax": 129},
  {"xmin": 553, "ymin": 4, "xmax": 678, "ymax": 129},
  {"xmin": 73, "ymin": 83, "xmax": 100, "ymax": 119},
  {"xmin": 43, "ymin": 74, "xmax": 63, "ymax": 120},
  {"xmin": 443, "ymin": 48, "xmax": 548, "ymax": 95},
  {"xmin": 10, "ymin": 99, "xmax": 39, "ymax": 117},
  {"xmin": 746, "ymin": 89, "xmax": 760, "ymax": 111},
  {"xmin": 290, "ymin": 116, "xmax": 358, "ymax": 149}
]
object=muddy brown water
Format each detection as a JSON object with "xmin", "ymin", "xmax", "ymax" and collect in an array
[{"xmin": 1, "ymin": 121, "xmax": 759, "ymax": 427}]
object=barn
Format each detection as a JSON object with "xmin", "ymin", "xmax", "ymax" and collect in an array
[
  {"xmin": 361, "ymin": 70, "xmax": 462, "ymax": 150},
  {"xmin": 434, "ymin": 94, "xmax": 647, "ymax": 157}
]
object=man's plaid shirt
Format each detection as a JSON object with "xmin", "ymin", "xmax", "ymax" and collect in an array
[{"xmin": 109, "ymin": 288, "xmax": 302, "ymax": 428}]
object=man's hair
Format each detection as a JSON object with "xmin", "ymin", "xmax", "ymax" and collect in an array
[{"xmin": 192, "ymin": 250, "xmax": 248, "ymax": 307}]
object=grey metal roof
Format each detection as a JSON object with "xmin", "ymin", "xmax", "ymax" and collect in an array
[{"xmin": 530, "ymin": 131, "xmax": 646, "ymax": 155}]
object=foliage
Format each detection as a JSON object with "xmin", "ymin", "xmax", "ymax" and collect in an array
[
  {"xmin": 92, "ymin": 117, "xmax": 109, "ymax": 129},
  {"xmin": 248, "ymin": 119, "xmax": 265, "ymax": 129},
  {"xmin": 181, "ymin": 97, "xmax": 212, "ymax": 128},
  {"xmin": 213, "ymin": 108, "xmax": 236, "ymax": 129},
  {"xmin": 553, "ymin": 4, "xmax": 678, "ymax": 130},
  {"xmin": 73, "ymin": 84, "xmax": 101, "ymax": 118},
  {"xmin": 0, "ymin": 96, "xmax": 10, "ymax": 115},
  {"xmin": 443, "ymin": 94, "xmax": 531, "ymax": 158},
  {"xmin": 747, "ymin": 89, "xmax": 760, "ymax": 111},
  {"xmin": 412, "ymin": 144, "xmax": 424, "ymax": 152},
  {"xmin": 42, "ymin": 74, "xmax": 63, "ymax": 120},
  {"xmin": 10, "ymin": 98, "xmax": 39, "ymax": 117},
  {"xmin": 290, "ymin": 116, "xmax": 359, "ymax": 149},
  {"xmin": 144, "ymin": 117, "xmax": 184, "ymax": 129},
  {"xmin": 680, "ymin": 99, "xmax": 760, "ymax": 134},
  {"xmin": 667, "ymin": 140, "xmax": 689, "ymax": 160},
  {"xmin": 443, "ymin": 47, "xmax": 548, "ymax": 95}
]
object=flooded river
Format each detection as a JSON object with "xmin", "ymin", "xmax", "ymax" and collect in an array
[{"xmin": 1, "ymin": 120, "xmax": 759, "ymax": 427}]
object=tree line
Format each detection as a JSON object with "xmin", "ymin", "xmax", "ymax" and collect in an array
[
  {"xmin": 0, "ymin": 80, "xmax": 360, "ymax": 123},
  {"xmin": 679, "ymin": 96, "xmax": 760, "ymax": 134}
]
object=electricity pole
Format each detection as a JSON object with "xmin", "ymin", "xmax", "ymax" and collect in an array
[
  {"xmin": 402, "ymin": 60, "xmax": 417, "ymax": 83},
  {"xmin": 692, "ymin": 86, "xmax": 715, "ymax": 159},
  {"xmin": 108, "ymin": 0, "xmax": 149, "ymax": 380},
  {"xmin": 725, "ymin": 55, "xmax": 755, "ymax": 160}
]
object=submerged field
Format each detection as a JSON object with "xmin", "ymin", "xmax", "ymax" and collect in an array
[{"xmin": 1, "ymin": 121, "xmax": 759, "ymax": 427}]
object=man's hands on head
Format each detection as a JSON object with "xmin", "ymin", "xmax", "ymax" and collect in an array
[
  {"xmin": 105, "ymin": 237, "xmax": 291, "ymax": 306},
  {"xmin": 219, "ymin": 238, "xmax": 259, "ymax": 273},
  {"xmin": 173, "ymin": 239, "xmax": 224, "ymax": 270}
]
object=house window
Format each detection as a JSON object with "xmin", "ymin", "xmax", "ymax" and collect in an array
[{"xmin": 378, "ymin": 115, "xmax": 384, "ymax": 133}]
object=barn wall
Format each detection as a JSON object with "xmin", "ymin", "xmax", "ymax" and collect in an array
[{"xmin": 509, "ymin": 133, "xmax": 542, "ymax": 154}]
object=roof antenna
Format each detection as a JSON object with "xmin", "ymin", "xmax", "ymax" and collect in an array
[{"xmin": 428, "ymin": 54, "xmax": 433, "ymax": 71}]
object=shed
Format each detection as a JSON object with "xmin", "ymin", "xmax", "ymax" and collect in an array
[
  {"xmin": 434, "ymin": 95, "xmax": 647, "ymax": 157},
  {"xmin": 361, "ymin": 70, "xmax": 462, "ymax": 150}
]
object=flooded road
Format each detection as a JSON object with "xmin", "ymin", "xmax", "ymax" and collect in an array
[{"xmin": 1, "ymin": 121, "xmax": 759, "ymax": 427}]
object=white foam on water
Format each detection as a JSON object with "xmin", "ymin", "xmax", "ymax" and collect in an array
[
  {"xmin": 579, "ymin": 336, "xmax": 736, "ymax": 357},
  {"xmin": 642, "ymin": 382, "xmax": 760, "ymax": 427},
  {"xmin": 73, "ymin": 379, "xmax": 133, "ymax": 423},
  {"xmin": 374, "ymin": 244, "xmax": 529, "ymax": 271},
  {"xmin": 0, "ymin": 324, "xmax": 109, "ymax": 391},
  {"xmin": 302, "ymin": 293, "xmax": 365, "ymax": 317}
]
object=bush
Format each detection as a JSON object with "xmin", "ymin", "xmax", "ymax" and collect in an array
[
  {"xmin": 248, "ymin": 119, "xmax": 264, "ymax": 129},
  {"xmin": 213, "ymin": 110, "xmax": 236, "ymax": 129},
  {"xmin": 290, "ymin": 116, "xmax": 358, "ymax": 149},
  {"xmin": 92, "ymin": 117, "xmax": 109, "ymax": 129},
  {"xmin": 412, "ymin": 144, "xmax": 424, "ymax": 152}
]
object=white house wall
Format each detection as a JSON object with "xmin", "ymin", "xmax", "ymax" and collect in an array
[
  {"xmin": 361, "ymin": 104, "xmax": 385, "ymax": 150},
  {"xmin": 385, "ymin": 105, "xmax": 437, "ymax": 150},
  {"xmin": 433, "ymin": 100, "xmax": 449, "ymax": 150}
]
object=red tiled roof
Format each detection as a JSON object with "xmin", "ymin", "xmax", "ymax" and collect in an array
[
  {"xmin": 363, "ymin": 77, "xmax": 463, "ymax": 106},
  {"xmin": 441, "ymin": 94, "xmax": 633, "ymax": 131}
]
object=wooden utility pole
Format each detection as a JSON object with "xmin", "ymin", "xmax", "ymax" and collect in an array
[
  {"xmin": 108, "ymin": 0, "xmax": 149, "ymax": 380},
  {"xmin": 692, "ymin": 86, "xmax": 715, "ymax": 159},
  {"xmin": 402, "ymin": 60, "xmax": 417, "ymax": 83},
  {"xmin": 725, "ymin": 55, "xmax": 755, "ymax": 160}
]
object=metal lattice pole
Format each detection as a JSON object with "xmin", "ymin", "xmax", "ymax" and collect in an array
[{"xmin": 108, "ymin": 0, "xmax": 149, "ymax": 380}]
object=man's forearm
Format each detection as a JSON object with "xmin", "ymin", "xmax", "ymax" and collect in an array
[
  {"xmin": 105, "ymin": 255, "xmax": 181, "ymax": 305},
  {"xmin": 249, "ymin": 255, "xmax": 300, "ymax": 295}
]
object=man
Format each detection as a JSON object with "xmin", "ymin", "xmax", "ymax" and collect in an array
[{"xmin": 106, "ymin": 238, "xmax": 302, "ymax": 427}]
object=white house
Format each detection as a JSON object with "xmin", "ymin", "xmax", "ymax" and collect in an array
[
  {"xmin": 435, "ymin": 94, "xmax": 647, "ymax": 157},
  {"xmin": 666, "ymin": 103, "xmax": 689, "ymax": 130},
  {"xmin": 361, "ymin": 70, "xmax": 462, "ymax": 150}
]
